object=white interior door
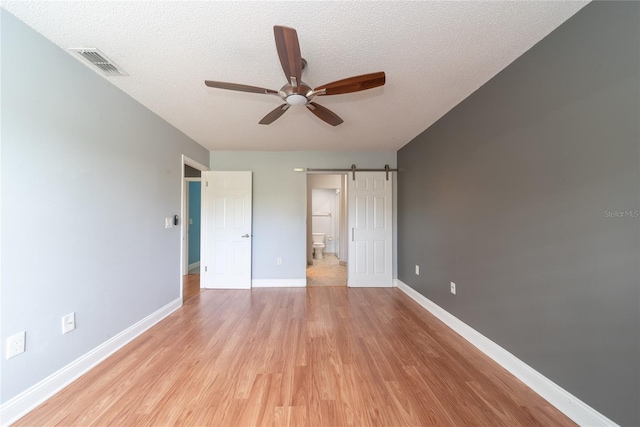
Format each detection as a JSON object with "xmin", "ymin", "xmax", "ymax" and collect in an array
[
  {"xmin": 348, "ymin": 172, "xmax": 392, "ymax": 287},
  {"xmin": 202, "ymin": 171, "xmax": 252, "ymax": 289}
]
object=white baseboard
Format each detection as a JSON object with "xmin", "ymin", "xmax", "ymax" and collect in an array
[
  {"xmin": 394, "ymin": 280, "xmax": 617, "ymax": 427},
  {"xmin": 0, "ymin": 298, "xmax": 182, "ymax": 427},
  {"xmin": 348, "ymin": 281, "xmax": 393, "ymax": 288},
  {"xmin": 188, "ymin": 261, "xmax": 200, "ymax": 271},
  {"xmin": 252, "ymin": 279, "xmax": 306, "ymax": 288}
]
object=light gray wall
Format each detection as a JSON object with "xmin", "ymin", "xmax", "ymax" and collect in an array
[
  {"xmin": 210, "ymin": 152, "xmax": 396, "ymax": 280},
  {"xmin": 0, "ymin": 10, "xmax": 209, "ymax": 403},
  {"xmin": 397, "ymin": 2, "xmax": 639, "ymax": 425}
]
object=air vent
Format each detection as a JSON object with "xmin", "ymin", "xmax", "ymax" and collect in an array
[{"xmin": 69, "ymin": 48, "xmax": 128, "ymax": 76}]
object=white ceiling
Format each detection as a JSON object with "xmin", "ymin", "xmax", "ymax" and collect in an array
[{"xmin": 2, "ymin": 1, "xmax": 588, "ymax": 152}]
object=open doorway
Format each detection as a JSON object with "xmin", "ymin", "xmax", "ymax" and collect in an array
[
  {"xmin": 181, "ymin": 156, "xmax": 208, "ymax": 302},
  {"xmin": 306, "ymin": 174, "xmax": 347, "ymax": 286},
  {"xmin": 185, "ymin": 178, "xmax": 201, "ymax": 275}
]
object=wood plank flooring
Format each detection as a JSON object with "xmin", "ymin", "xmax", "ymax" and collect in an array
[
  {"xmin": 15, "ymin": 287, "xmax": 576, "ymax": 426},
  {"xmin": 183, "ymin": 274, "xmax": 201, "ymax": 302}
]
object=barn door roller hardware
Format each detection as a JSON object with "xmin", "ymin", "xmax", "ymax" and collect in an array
[{"xmin": 306, "ymin": 164, "xmax": 397, "ymax": 181}]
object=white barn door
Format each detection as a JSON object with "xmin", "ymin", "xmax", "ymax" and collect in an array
[
  {"xmin": 348, "ymin": 172, "xmax": 392, "ymax": 287},
  {"xmin": 202, "ymin": 171, "xmax": 252, "ymax": 289}
]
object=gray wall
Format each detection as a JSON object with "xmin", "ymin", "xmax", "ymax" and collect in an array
[
  {"xmin": 397, "ymin": 2, "xmax": 639, "ymax": 425},
  {"xmin": 210, "ymin": 151, "xmax": 396, "ymax": 281},
  {"xmin": 0, "ymin": 10, "xmax": 209, "ymax": 403}
]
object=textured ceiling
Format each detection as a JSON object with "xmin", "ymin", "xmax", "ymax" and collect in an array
[{"xmin": 2, "ymin": 1, "xmax": 588, "ymax": 151}]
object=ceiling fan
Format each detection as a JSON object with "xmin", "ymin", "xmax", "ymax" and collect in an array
[{"xmin": 204, "ymin": 25, "xmax": 386, "ymax": 126}]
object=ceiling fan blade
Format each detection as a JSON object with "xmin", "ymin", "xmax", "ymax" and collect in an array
[
  {"xmin": 205, "ymin": 80, "xmax": 278, "ymax": 95},
  {"xmin": 259, "ymin": 104, "xmax": 290, "ymax": 125},
  {"xmin": 273, "ymin": 26, "xmax": 302, "ymax": 85},
  {"xmin": 314, "ymin": 72, "xmax": 386, "ymax": 96},
  {"xmin": 306, "ymin": 102, "xmax": 344, "ymax": 126}
]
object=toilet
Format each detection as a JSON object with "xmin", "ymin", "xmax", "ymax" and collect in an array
[{"xmin": 312, "ymin": 233, "xmax": 326, "ymax": 260}]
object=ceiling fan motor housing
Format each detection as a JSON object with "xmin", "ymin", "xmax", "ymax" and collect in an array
[{"xmin": 279, "ymin": 82, "xmax": 313, "ymax": 105}]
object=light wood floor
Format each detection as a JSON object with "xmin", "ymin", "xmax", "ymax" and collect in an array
[
  {"xmin": 183, "ymin": 274, "xmax": 201, "ymax": 302},
  {"xmin": 15, "ymin": 287, "xmax": 575, "ymax": 427}
]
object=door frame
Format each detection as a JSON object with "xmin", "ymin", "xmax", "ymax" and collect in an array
[
  {"xmin": 180, "ymin": 155, "xmax": 209, "ymax": 298},
  {"xmin": 306, "ymin": 173, "xmax": 348, "ymax": 282}
]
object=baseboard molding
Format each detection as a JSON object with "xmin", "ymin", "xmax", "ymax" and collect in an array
[
  {"xmin": 188, "ymin": 261, "xmax": 200, "ymax": 271},
  {"xmin": 0, "ymin": 298, "xmax": 182, "ymax": 427},
  {"xmin": 251, "ymin": 279, "xmax": 306, "ymax": 288},
  {"xmin": 348, "ymin": 281, "xmax": 393, "ymax": 288},
  {"xmin": 394, "ymin": 280, "xmax": 617, "ymax": 427}
]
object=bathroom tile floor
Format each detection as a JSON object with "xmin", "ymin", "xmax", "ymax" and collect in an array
[{"xmin": 306, "ymin": 254, "xmax": 347, "ymax": 286}]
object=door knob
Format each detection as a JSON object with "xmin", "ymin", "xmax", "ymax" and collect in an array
[{"xmin": 241, "ymin": 234, "xmax": 250, "ymax": 238}]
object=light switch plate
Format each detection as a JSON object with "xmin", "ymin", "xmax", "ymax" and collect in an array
[{"xmin": 62, "ymin": 312, "xmax": 76, "ymax": 334}]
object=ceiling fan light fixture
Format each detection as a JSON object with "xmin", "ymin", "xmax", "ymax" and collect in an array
[
  {"xmin": 286, "ymin": 94, "xmax": 308, "ymax": 106},
  {"xmin": 204, "ymin": 25, "xmax": 385, "ymax": 125}
]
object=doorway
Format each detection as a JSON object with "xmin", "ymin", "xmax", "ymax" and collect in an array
[
  {"xmin": 306, "ymin": 174, "xmax": 347, "ymax": 286},
  {"xmin": 181, "ymin": 156, "xmax": 209, "ymax": 302},
  {"xmin": 185, "ymin": 179, "xmax": 202, "ymax": 275}
]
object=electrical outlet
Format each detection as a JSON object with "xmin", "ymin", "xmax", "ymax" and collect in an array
[
  {"xmin": 6, "ymin": 331, "xmax": 26, "ymax": 359},
  {"xmin": 62, "ymin": 312, "xmax": 76, "ymax": 334},
  {"xmin": 450, "ymin": 282, "xmax": 456, "ymax": 295},
  {"xmin": 415, "ymin": 265, "xmax": 420, "ymax": 275},
  {"xmin": 277, "ymin": 257, "xmax": 282, "ymax": 266}
]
